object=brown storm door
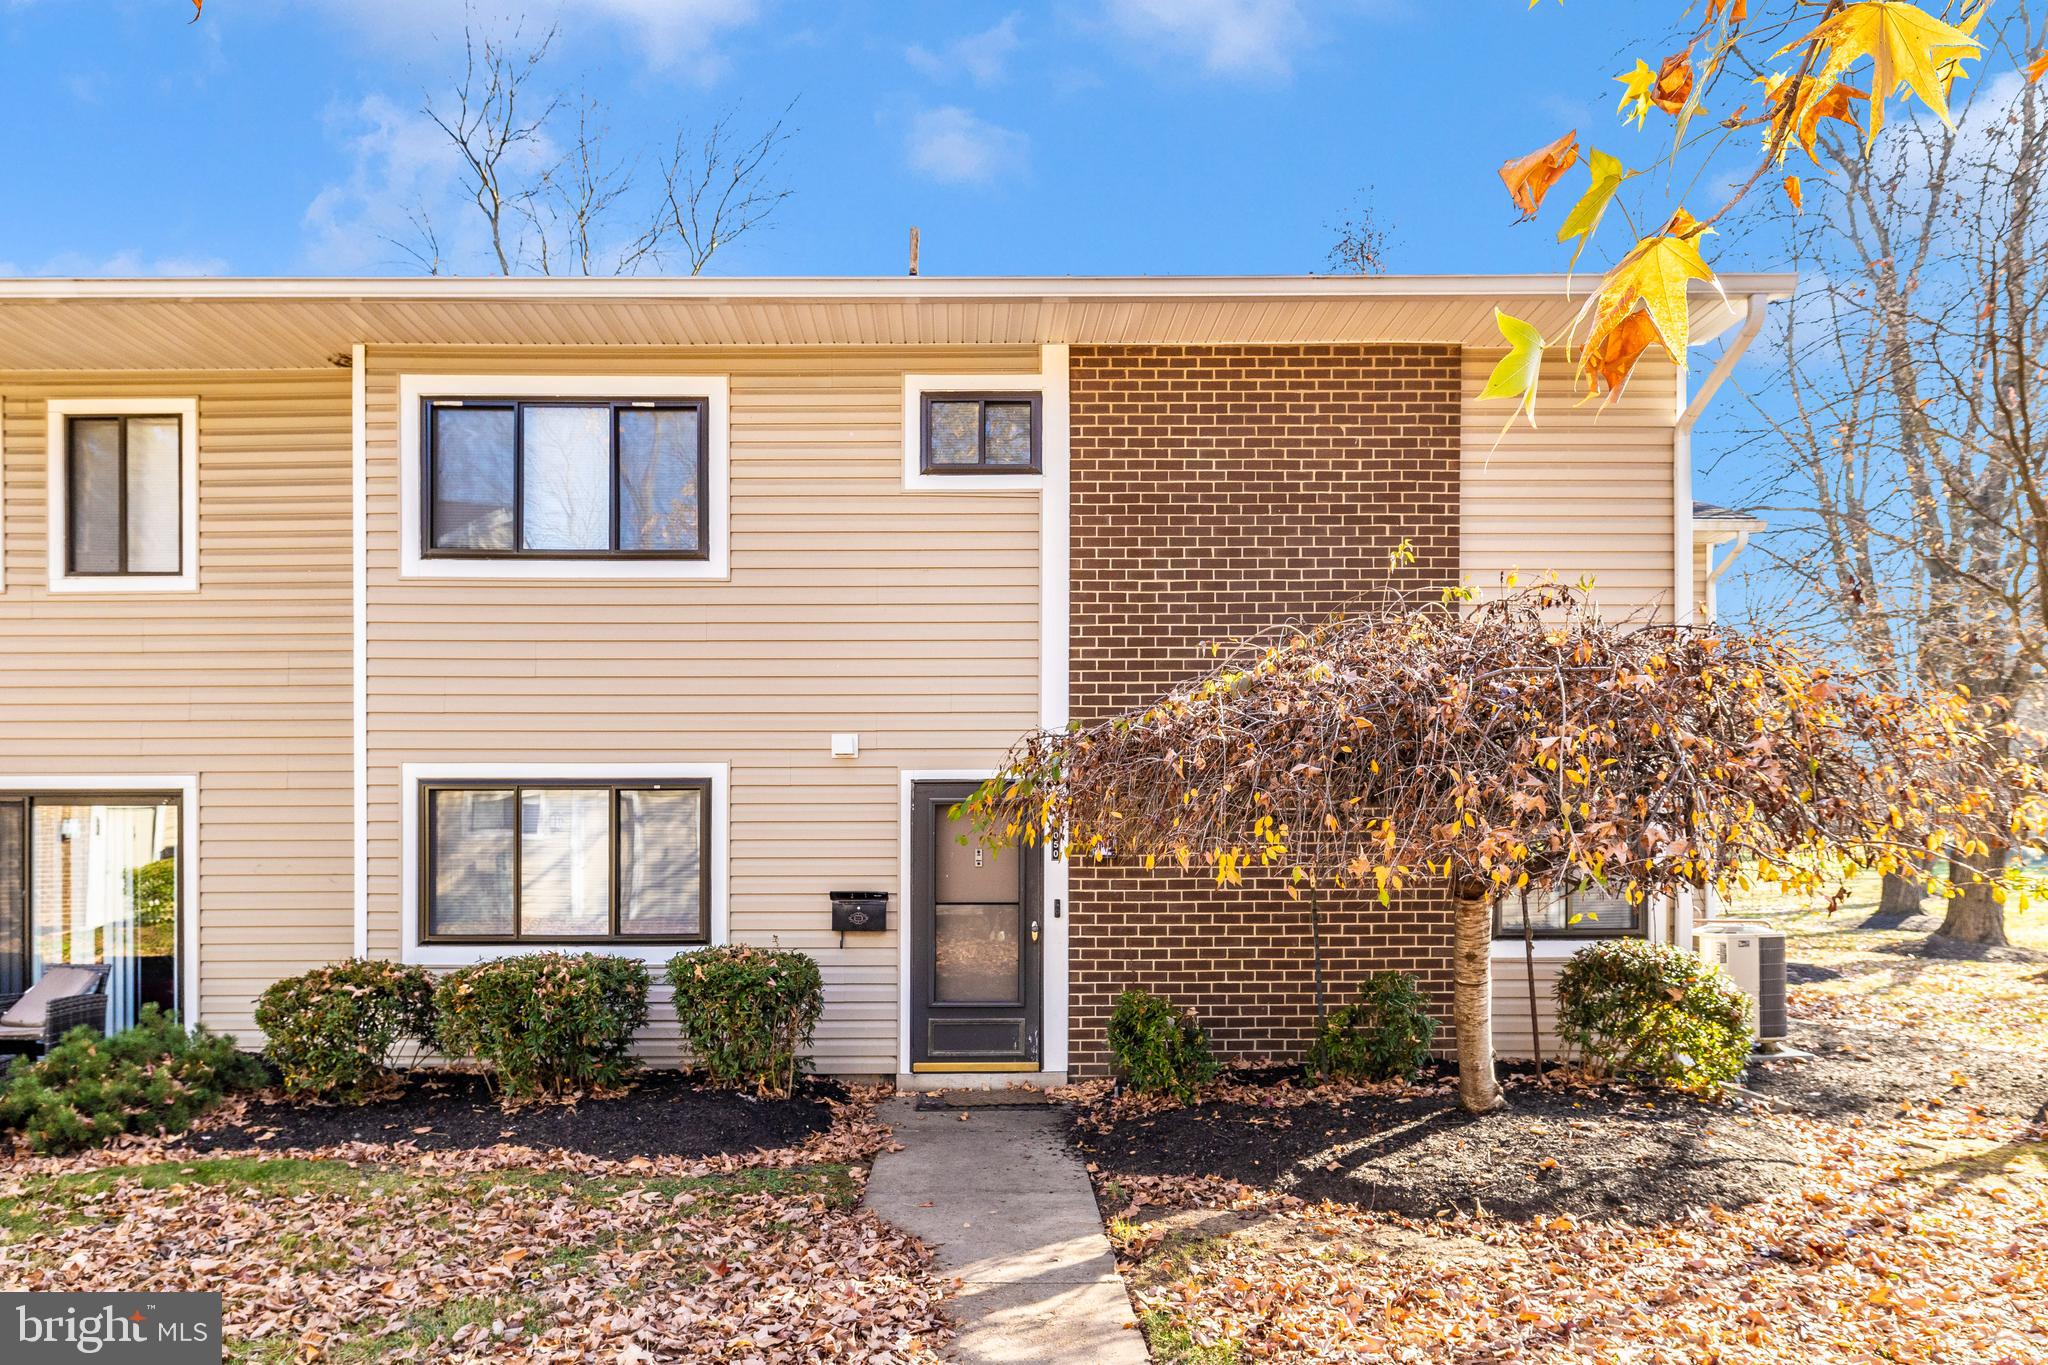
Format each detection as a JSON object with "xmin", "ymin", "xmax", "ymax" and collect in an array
[{"xmin": 910, "ymin": 781, "xmax": 1042, "ymax": 1071}]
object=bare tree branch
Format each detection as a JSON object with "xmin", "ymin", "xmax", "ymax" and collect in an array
[{"xmin": 412, "ymin": 16, "xmax": 796, "ymax": 277}]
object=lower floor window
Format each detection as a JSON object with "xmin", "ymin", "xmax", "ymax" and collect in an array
[
  {"xmin": 1494, "ymin": 883, "xmax": 1642, "ymax": 938},
  {"xmin": 424, "ymin": 781, "xmax": 709, "ymax": 943},
  {"xmin": 0, "ymin": 794, "xmax": 181, "ymax": 1033}
]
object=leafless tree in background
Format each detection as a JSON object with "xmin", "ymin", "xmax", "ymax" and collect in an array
[
  {"xmin": 1733, "ymin": 4, "xmax": 2048, "ymax": 944},
  {"xmin": 403, "ymin": 13, "xmax": 795, "ymax": 276},
  {"xmin": 1325, "ymin": 189, "xmax": 1391, "ymax": 275}
]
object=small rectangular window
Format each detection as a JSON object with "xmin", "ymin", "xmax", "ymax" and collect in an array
[
  {"xmin": 423, "ymin": 398, "xmax": 708, "ymax": 559},
  {"xmin": 67, "ymin": 415, "xmax": 183, "ymax": 577},
  {"xmin": 920, "ymin": 394, "xmax": 1041, "ymax": 474},
  {"xmin": 423, "ymin": 780, "xmax": 710, "ymax": 943},
  {"xmin": 1495, "ymin": 884, "xmax": 1643, "ymax": 939}
]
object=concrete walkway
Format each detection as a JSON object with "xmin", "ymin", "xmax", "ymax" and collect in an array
[{"xmin": 865, "ymin": 1093, "xmax": 1150, "ymax": 1364}]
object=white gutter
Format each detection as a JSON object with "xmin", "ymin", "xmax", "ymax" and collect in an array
[
  {"xmin": 0, "ymin": 272, "xmax": 1799, "ymax": 303},
  {"xmin": 1674, "ymin": 293, "xmax": 1776, "ymax": 625}
]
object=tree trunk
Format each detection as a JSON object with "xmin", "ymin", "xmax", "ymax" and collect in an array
[
  {"xmin": 1452, "ymin": 880, "xmax": 1506, "ymax": 1114},
  {"xmin": 1878, "ymin": 872, "xmax": 1922, "ymax": 916},
  {"xmin": 1938, "ymin": 843, "xmax": 2011, "ymax": 946},
  {"xmin": 1520, "ymin": 888, "xmax": 1544, "ymax": 1081}
]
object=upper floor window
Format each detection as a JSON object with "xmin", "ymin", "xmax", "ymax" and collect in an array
[
  {"xmin": 68, "ymin": 416, "xmax": 182, "ymax": 575},
  {"xmin": 919, "ymin": 393, "xmax": 1041, "ymax": 475},
  {"xmin": 1495, "ymin": 883, "xmax": 1643, "ymax": 939},
  {"xmin": 46, "ymin": 398, "xmax": 199, "ymax": 594},
  {"xmin": 425, "ymin": 398, "xmax": 707, "ymax": 560}
]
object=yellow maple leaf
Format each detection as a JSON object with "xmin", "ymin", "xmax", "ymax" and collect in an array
[
  {"xmin": 1499, "ymin": 131, "xmax": 1580, "ymax": 221},
  {"xmin": 1480, "ymin": 309, "xmax": 1547, "ymax": 433},
  {"xmin": 1784, "ymin": 174, "xmax": 1803, "ymax": 212},
  {"xmin": 1776, "ymin": 1, "xmax": 1982, "ymax": 143},
  {"xmin": 1615, "ymin": 59, "xmax": 1658, "ymax": 128},
  {"xmin": 1555, "ymin": 147, "xmax": 1628, "ymax": 274},
  {"xmin": 1575, "ymin": 209, "xmax": 1719, "ymax": 397}
]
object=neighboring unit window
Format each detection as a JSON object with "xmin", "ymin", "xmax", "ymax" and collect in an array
[
  {"xmin": 424, "ymin": 781, "xmax": 711, "ymax": 943},
  {"xmin": 67, "ymin": 416, "xmax": 182, "ymax": 576},
  {"xmin": 1494, "ymin": 883, "xmax": 1643, "ymax": 939},
  {"xmin": 425, "ymin": 399, "xmax": 707, "ymax": 558},
  {"xmin": 920, "ymin": 394, "xmax": 1040, "ymax": 474}
]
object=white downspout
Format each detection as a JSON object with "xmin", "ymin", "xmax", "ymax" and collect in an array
[
  {"xmin": 1703, "ymin": 527, "xmax": 1753, "ymax": 621},
  {"xmin": 1671, "ymin": 292, "xmax": 1772, "ymax": 948},
  {"xmin": 1674, "ymin": 293, "xmax": 1773, "ymax": 627}
]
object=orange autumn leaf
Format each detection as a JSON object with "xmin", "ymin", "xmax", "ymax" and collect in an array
[
  {"xmin": 1709, "ymin": 0, "xmax": 1747, "ymax": 21},
  {"xmin": 1575, "ymin": 209, "xmax": 1718, "ymax": 399},
  {"xmin": 1579, "ymin": 310, "xmax": 1662, "ymax": 402},
  {"xmin": 1652, "ymin": 52, "xmax": 1696, "ymax": 115},
  {"xmin": 1784, "ymin": 174, "xmax": 1804, "ymax": 212},
  {"xmin": 191, "ymin": 0, "xmax": 202, "ymax": 16},
  {"xmin": 1765, "ymin": 75, "xmax": 1870, "ymax": 160},
  {"xmin": 1775, "ymin": 1, "xmax": 1982, "ymax": 143},
  {"xmin": 2028, "ymin": 50, "xmax": 2048, "ymax": 83},
  {"xmin": 1499, "ymin": 131, "xmax": 1581, "ymax": 221}
]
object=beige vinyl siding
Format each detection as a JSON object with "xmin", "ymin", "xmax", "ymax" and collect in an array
[
  {"xmin": 0, "ymin": 371, "xmax": 354, "ymax": 1035},
  {"xmin": 1461, "ymin": 350, "xmax": 1679, "ymax": 622},
  {"xmin": 364, "ymin": 347, "xmax": 1044, "ymax": 1073},
  {"xmin": 1491, "ymin": 956, "xmax": 1565, "ymax": 1062}
]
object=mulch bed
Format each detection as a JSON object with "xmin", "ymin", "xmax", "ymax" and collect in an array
[
  {"xmin": 171, "ymin": 1070, "xmax": 843, "ymax": 1161},
  {"xmin": 1071, "ymin": 1021, "xmax": 2047, "ymax": 1225}
]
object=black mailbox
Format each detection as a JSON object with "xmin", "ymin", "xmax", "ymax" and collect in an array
[{"xmin": 830, "ymin": 890, "xmax": 889, "ymax": 932}]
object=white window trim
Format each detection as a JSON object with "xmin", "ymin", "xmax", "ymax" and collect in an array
[
  {"xmin": 400, "ymin": 761, "xmax": 729, "ymax": 967},
  {"xmin": 45, "ymin": 399, "xmax": 200, "ymax": 594},
  {"xmin": 0, "ymin": 774, "xmax": 201, "ymax": 1024},
  {"xmin": 902, "ymin": 372, "xmax": 1054, "ymax": 492},
  {"xmin": 397, "ymin": 374, "xmax": 731, "ymax": 581},
  {"xmin": 1491, "ymin": 887, "xmax": 1672, "ymax": 959}
]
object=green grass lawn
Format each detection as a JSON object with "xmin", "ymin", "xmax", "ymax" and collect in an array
[{"xmin": 0, "ymin": 1155, "xmax": 936, "ymax": 1361}]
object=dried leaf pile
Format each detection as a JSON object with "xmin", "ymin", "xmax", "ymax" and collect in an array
[
  {"xmin": 1107, "ymin": 900, "xmax": 2048, "ymax": 1363},
  {"xmin": 1767, "ymin": 895, "xmax": 2048, "ymax": 1050},
  {"xmin": 0, "ymin": 1089, "xmax": 949, "ymax": 1363}
]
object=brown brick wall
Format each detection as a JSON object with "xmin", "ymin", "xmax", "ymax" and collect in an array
[{"xmin": 1067, "ymin": 344, "xmax": 1463, "ymax": 1075}]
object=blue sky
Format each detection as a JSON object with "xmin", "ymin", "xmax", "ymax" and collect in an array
[{"xmin": 0, "ymin": 0, "xmax": 1791, "ymax": 591}]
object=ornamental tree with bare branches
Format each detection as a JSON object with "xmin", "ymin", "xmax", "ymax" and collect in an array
[{"xmin": 967, "ymin": 586, "xmax": 2045, "ymax": 1114}]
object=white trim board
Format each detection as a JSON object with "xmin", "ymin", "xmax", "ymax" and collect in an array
[
  {"xmin": 395, "ymin": 373, "xmax": 731, "ymax": 582},
  {"xmin": 0, "ymin": 775, "xmax": 201, "ymax": 1025},
  {"xmin": 398, "ymin": 762, "xmax": 730, "ymax": 968},
  {"xmin": 901, "ymin": 372, "xmax": 1052, "ymax": 492},
  {"xmin": 350, "ymin": 344, "xmax": 369, "ymax": 958},
  {"xmin": 44, "ymin": 398, "xmax": 200, "ymax": 594},
  {"xmin": 1036, "ymin": 342, "xmax": 1071, "ymax": 1077}
]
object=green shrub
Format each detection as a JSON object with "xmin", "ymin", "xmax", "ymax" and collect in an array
[
  {"xmin": 1306, "ymin": 971, "xmax": 1438, "ymax": 1082},
  {"xmin": 254, "ymin": 958, "xmax": 438, "ymax": 1104},
  {"xmin": 434, "ymin": 953, "xmax": 650, "ymax": 1100},
  {"xmin": 666, "ymin": 945, "xmax": 823, "ymax": 1098},
  {"xmin": 1107, "ymin": 989, "xmax": 1218, "ymax": 1102},
  {"xmin": 0, "ymin": 1006, "xmax": 263, "ymax": 1154},
  {"xmin": 1555, "ymin": 939, "xmax": 1754, "ymax": 1096}
]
